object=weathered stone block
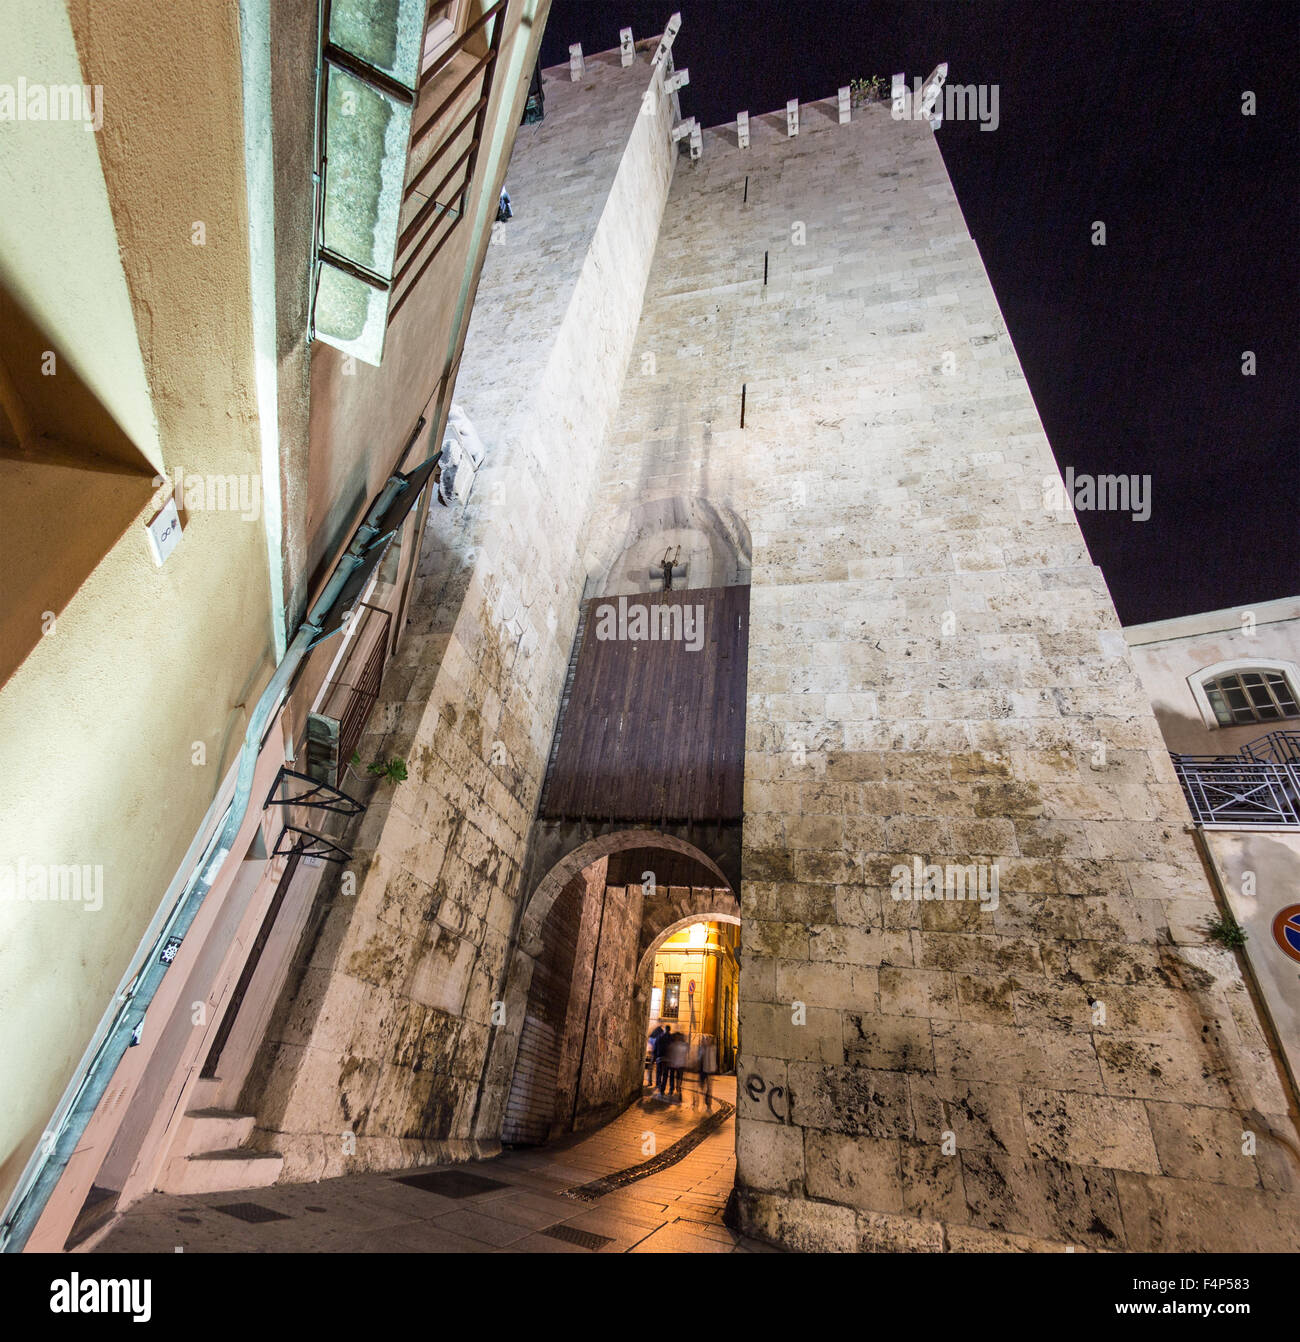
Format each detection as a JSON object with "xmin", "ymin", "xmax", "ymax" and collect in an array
[
  {"xmin": 843, "ymin": 1012, "xmax": 934, "ymax": 1071},
  {"xmin": 959, "ymin": 1151, "xmax": 1125, "ymax": 1249},
  {"xmin": 1021, "ymin": 1088, "xmax": 1160, "ymax": 1173},
  {"xmin": 932, "ymin": 1020, "xmax": 1103, "ymax": 1090},
  {"xmin": 805, "ymin": 1130, "xmax": 903, "ymax": 1213},
  {"xmin": 736, "ymin": 1116, "xmax": 804, "ymax": 1194},
  {"xmin": 1113, "ymin": 1173, "xmax": 1300, "ymax": 1252}
]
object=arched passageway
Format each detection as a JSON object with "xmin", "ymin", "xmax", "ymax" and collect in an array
[{"xmin": 496, "ymin": 834, "xmax": 739, "ymax": 1147}]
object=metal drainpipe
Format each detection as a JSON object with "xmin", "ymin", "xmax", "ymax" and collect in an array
[{"xmin": 0, "ymin": 468, "xmax": 417, "ymax": 1253}]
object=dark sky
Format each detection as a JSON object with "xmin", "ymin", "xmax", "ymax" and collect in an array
[{"xmin": 540, "ymin": 1, "xmax": 1299, "ymax": 626}]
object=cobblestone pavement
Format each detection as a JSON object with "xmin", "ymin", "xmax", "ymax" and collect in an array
[{"xmin": 94, "ymin": 1075, "xmax": 777, "ymax": 1253}]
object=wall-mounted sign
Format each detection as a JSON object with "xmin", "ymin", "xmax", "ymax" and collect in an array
[
  {"xmin": 1272, "ymin": 905, "xmax": 1300, "ymax": 963},
  {"xmin": 145, "ymin": 495, "xmax": 182, "ymax": 567}
]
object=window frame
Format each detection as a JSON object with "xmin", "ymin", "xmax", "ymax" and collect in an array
[
  {"xmin": 1188, "ymin": 659, "xmax": 1300, "ymax": 730},
  {"xmin": 310, "ymin": 0, "xmax": 507, "ymax": 364}
]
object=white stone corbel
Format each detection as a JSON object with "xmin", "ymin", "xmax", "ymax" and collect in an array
[
  {"xmin": 664, "ymin": 67, "xmax": 689, "ymax": 94},
  {"xmin": 689, "ymin": 124, "xmax": 702, "ymax": 160},
  {"xmin": 619, "ymin": 27, "xmax": 634, "ymax": 66},
  {"xmin": 890, "ymin": 72, "xmax": 906, "ymax": 120},
  {"xmin": 786, "ymin": 98, "xmax": 799, "ymax": 136},
  {"xmin": 569, "ymin": 43, "xmax": 584, "ymax": 81},
  {"xmin": 919, "ymin": 62, "xmax": 947, "ymax": 119},
  {"xmin": 437, "ymin": 404, "xmax": 486, "ymax": 505},
  {"xmin": 651, "ymin": 13, "xmax": 681, "ymax": 69}
]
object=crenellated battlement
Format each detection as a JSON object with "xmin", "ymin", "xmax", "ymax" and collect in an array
[{"xmin": 548, "ymin": 13, "xmax": 956, "ymax": 165}]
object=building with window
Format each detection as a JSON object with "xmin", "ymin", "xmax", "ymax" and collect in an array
[
  {"xmin": 1125, "ymin": 597, "xmax": 1300, "ymax": 755},
  {"xmin": 648, "ymin": 921, "xmax": 740, "ymax": 1072},
  {"xmin": 1125, "ymin": 596, "xmax": 1300, "ymax": 1103}
]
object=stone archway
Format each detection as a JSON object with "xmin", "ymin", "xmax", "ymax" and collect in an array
[
  {"xmin": 635, "ymin": 905, "xmax": 742, "ymax": 1076},
  {"xmin": 637, "ymin": 909, "xmax": 741, "ymax": 984},
  {"xmin": 475, "ymin": 830, "xmax": 737, "ymax": 1146},
  {"xmin": 583, "ymin": 495, "xmax": 752, "ymax": 597},
  {"xmin": 516, "ymin": 828, "xmax": 731, "ymax": 958}
]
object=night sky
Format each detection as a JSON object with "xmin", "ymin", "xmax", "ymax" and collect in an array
[{"xmin": 539, "ymin": 1, "xmax": 1299, "ymax": 626}]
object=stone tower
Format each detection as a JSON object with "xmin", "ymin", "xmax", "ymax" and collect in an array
[{"xmin": 245, "ymin": 41, "xmax": 1300, "ymax": 1252}]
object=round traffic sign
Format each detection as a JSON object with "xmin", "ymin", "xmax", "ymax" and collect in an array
[{"xmin": 1272, "ymin": 905, "xmax": 1300, "ymax": 964}]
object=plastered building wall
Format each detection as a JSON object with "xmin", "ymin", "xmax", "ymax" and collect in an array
[
  {"xmin": 580, "ymin": 96, "xmax": 1300, "ymax": 1251},
  {"xmin": 0, "ymin": 0, "xmax": 276, "ymax": 1210},
  {"xmin": 1125, "ymin": 597, "xmax": 1300, "ymax": 756}
]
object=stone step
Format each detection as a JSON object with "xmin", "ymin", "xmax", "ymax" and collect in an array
[
  {"xmin": 173, "ymin": 1108, "xmax": 256, "ymax": 1158},
  {"xmin": 185, "ymin": 1077, "xmax": 223, "ymax": 1110},
  {"xmin": 155, "ymin": 1147, "xmax": 283, "ymax": 1196}
]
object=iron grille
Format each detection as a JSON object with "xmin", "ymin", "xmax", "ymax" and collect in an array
[
  {"xmin": 1238, "ymin": 730, "xmax": 1300, "ymax": 765},
  {"xmin": 540, "ymin": 1224, "xmax": 612, "ymax": 1250},
  {"xmin": 394, "ymin": 1170, "xmax": 507, "ymax": 1198},
  {"xmin": 213, "ymin": 1202, "xmax": 290, "ymax": 1223},
  {"xmin": 1171, "ymin": 757, "xmax": 1300, "ymax": 827}
]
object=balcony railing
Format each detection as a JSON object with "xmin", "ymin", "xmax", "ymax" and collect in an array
[
  {"xmin": 1238, "ymin": 729, "xmax": 1300, "ymax": 765},
  {"xmin": 1171, "ymin": 730, "xmax": 1300, "ymax": 827}
]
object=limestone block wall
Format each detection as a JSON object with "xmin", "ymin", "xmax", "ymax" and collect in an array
[
  {"xmin": 242, "ymin": 50, "xmax": 678, "ymax": 1176},
  {"xmin": 553, "ymin": 879, "xmax": 646, "ymax": 1133},
  {"xmin": 583, "ymin": 98, "xmax": 1300, "ymax": 1250}
]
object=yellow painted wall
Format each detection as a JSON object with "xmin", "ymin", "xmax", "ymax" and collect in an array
[
  {"xmin": 0, "ymin": 0, "xmax": 275, "ymax": 1206},
  {"xmin": 649, "ymin": 922, "xmax": 740, "ymax": 1055}
]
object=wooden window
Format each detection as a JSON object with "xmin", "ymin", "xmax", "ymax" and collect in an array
[{"xmin": 1204, "ymin": 670, "xmax": 1300, "ymax": 726}]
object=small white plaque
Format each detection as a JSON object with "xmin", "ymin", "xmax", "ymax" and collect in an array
[{"xmin": 145, "ymin": 495, "xmax": 182, "ymax": 567}]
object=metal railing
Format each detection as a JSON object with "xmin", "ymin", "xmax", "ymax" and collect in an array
[
  {"xmin": 1172, "ymin": 753, "xmax": 1300, "ymax": 827},
  {"xmin": 1238, "ymin": 729, "xmax": 1300, "ymax": 765}
]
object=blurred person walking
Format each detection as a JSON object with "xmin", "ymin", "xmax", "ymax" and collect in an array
[
  {"xmin": 665, "ymin": 1029, "xmax": 688, "ymax": 1103},
  {"xmin": 646, "ymin": 1023, "xmax": 665, "ymax": 1090},
  {"xmin": 651, "ymin": 1022, "xmax": 671, "ymax": 1099},
  {"xmin": 694, "ymin": 1032, "xmax": 718, "ymax": 1109}
]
